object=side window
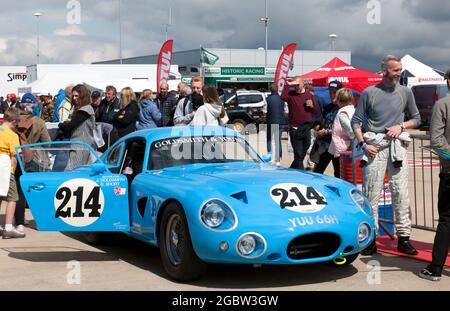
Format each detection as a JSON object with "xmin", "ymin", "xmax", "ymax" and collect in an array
[
  {"xmin": 238, "ymin": 94, "xmax": 263, "ymax": 104},
  {"xmin": 106, "ymin": 143, "xmax": 123, "ymax": 167},
  {"xmin": 250, "ymin": 94, "xmax": 264, "ymax": 103}
]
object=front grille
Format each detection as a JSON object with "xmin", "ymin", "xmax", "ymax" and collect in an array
[{"xmin": 287, "ymin": 233, "xmax": 340, "ymax": 260}]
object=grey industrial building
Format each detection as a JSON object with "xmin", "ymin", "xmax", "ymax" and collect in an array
[{"xmin": 95, "ymin": 48, "xmax": 351, "ymax": 90}]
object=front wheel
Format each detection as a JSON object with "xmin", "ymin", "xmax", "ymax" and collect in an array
[{"xmin": 159, "ymin": 202, "xmax": 207, "ymax": 282}]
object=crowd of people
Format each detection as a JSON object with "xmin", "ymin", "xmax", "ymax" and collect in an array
[
  {"xmin": 0, "ymin": 77, "xmax": 229, "ymax": 239},
  {"xmin": 1, "ymin": 55, "xmax": 449, "ymax": 282}
]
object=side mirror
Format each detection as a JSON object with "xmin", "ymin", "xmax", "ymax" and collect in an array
[
  {"xmin": 90, "ymin": 163, "xmax": 107, "ymax": 176},
  {"xmin": 261, "ymin": 154, "xmax": 272, "ymax": 162}
]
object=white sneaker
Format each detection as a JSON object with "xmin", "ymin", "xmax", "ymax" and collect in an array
[
  {"xmin": 16, "ymin": 225, "xmax": 25, "ymax": 233},
  {"xmin": 275, "ymin": 162, "xmax": 281, "ymax": 166},
  {"xmin": 2, "ymin": 228, "xmax": 26, "ymax": 239}
]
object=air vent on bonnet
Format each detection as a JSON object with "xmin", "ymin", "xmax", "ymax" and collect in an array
[
  {"xmin": 325, "ymin": 185, "xmax": 341, "ymax": 197},
  {"xmin": 230, "ymin": 191, "xmax": 248, "ymax": 204}
]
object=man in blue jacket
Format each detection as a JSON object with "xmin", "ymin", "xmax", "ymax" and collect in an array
[{"xmin": 266, "ymin": 83, "xmax": 288, "ymax": 165}]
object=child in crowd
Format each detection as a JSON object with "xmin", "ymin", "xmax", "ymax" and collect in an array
[
  {"xmin": 329, "ymin": 88, "xmax": 356, "ymax": 158},
  {"xmin": 0, "ymin": 107, "xmax": 26, "ymax": 239}
]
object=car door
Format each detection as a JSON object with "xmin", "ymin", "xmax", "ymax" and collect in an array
[{"xmin": 17, "ymin": 141, "xmax": 130, "ymax": 232}]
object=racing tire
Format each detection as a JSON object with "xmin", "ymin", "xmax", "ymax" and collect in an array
[
  {"xmin": 159, "ymin": 202, "xmax": 207, "ymax": 282},
  {"xmin": 328, "ymin": 253, "xmax": 360, "ymax": 266},
  {"xmin": 82, "ymin": 232, "xmax": 116, "ymax": 245},
  {"xmin": 232, "ymin": 119, "xmax": 247, "ymax": 134}
]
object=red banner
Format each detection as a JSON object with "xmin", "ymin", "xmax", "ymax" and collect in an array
[
  {"xmin": 274, "ymin": 43, "xmax": 297, "ymax": 94},
  {"xmin": 156, "ymin": 39, "xmax": 174, "ymax": 93}
]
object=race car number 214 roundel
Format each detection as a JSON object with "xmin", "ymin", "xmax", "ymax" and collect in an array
[
  {"xmin": 270, "ymin": 183, "xmax": 327, "ymax": 213},
  {"xmin": 54, "ymin": 178, "xmax": 105, "ymax": 227}
]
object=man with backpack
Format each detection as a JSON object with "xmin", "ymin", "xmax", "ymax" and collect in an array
[
  {"xmin": 351, "ymin": 55, "xmax": 421, "ymax": 256},
  {"xmin": 174, "ymin": 77, "xmax": 203, "ymax": 126}
]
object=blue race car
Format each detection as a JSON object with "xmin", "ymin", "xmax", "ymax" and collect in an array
[{"xmin": 18, "ymin": 126, "xmax": 375, "ymax": 281}]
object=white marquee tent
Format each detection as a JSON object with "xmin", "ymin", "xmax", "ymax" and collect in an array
[{"xmin": 400, "ymin": 54, "xmax": 445, "ymax": 87}]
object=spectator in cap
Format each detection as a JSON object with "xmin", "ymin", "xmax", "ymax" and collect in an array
[
  {"xmin": 5, "ymin": 94, "xmax": 17, "ymax": 109},
  {"xmin": 418, "ymin": 68, "xmax": 450, "ymax": 281},
  {"xmin": 311, "ymin": 80, "xmax": 344, "ymax": 177},
  {"xmin": 39, "ymin": 90, "xmax": 55, "ymax": 123}
]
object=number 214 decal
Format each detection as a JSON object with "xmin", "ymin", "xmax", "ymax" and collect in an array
[
  {"xmin": 55, "ymin": 186, "xmax": 101, "ymax": 218},
  {"xmin": 270, "ymin": 184, "xmax": 327, "ymax": 213},
  {"xmin": 54, "ymin": 179, "xmax": 105, "ymax": 227}
]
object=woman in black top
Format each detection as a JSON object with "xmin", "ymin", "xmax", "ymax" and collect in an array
[{"xmin": 112, "ymin": 87, "xmax": 140, "ymax": 138}]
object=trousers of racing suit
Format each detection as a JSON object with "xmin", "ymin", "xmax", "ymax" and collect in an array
[{"xmin": 362, "ymin": 140, "xmax": 412, "ymax": 237}]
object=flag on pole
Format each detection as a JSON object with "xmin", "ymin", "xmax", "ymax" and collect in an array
[
  {"xmin": 274, "ymin": 43, "xmax": 297, "ymax": 94},
  {"xmin": 200, "ymin": 47, "xmax": 219, "ymax": 65},
  {"xmin": 157, "ymin": 39, "xmax": 174, "ymax": 93}
]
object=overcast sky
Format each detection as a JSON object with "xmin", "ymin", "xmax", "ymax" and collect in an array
[{"xmin": 1, "ymin": 0, "xmax": 449, "ymax": 72}]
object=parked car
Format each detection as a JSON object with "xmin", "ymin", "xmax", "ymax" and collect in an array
[
  {"xmin": 221, "ymin": 90, "xmax": 267, "ymax": 133},
  {"xmin": 411, "ymin": 84, "xmax": 449, "ymax": 130},
  {"xmin": 18, "ymin": 127, "xmax": 375, "ymax": 282}
]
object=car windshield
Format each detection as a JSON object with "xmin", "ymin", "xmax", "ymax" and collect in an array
[{"xmin": 148, "ymin": 136, "xmax": 262, "ymax": 170}]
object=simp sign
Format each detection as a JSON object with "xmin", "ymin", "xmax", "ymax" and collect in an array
[{"xmin": 7, "ymin": 72, "xmax": 27, "ymax": 82}]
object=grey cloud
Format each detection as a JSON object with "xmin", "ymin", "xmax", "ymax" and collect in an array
[{"xmin": 0, "ymin": 0, "xmax": 449, "ymax": 73}]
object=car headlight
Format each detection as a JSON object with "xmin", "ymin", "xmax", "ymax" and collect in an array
[
  {"xmin": 350, "ymin": 189, "xmax": 373, "ymax": 217},
  {"xmin": 238, "ymin": 235, "xmax": 256, "ymax": 255},
  {"xmin": 200, "ymin": 199, "xmax": 237, "ymax": 232},
  {"xmin": 236, "ymin": 233, "xmax": 267, "ymax": 259},
  {"xmin": 358, "ymin": 222, "xmax": 371, "ymax": 245}
]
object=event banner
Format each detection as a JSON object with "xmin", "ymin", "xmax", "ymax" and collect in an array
[
  {"xmin": 157, "ymin": 39, "xmax": 174, "ymax": 93},
  {"xmin": 274, "ymin": 43, "xmax": 297, "ymax": 94}
]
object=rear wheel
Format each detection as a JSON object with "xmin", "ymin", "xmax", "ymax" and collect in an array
[{"xmin": 159, "ymin": 202, "xmax": 207, "ymax": 282}]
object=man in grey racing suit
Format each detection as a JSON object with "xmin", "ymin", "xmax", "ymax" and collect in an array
[{"xmin": 351, "ymin": 55, "xmax": 421, "ymax": 256}]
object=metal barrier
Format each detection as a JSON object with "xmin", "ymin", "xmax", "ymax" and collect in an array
[
  {"xmin": 409, "ymin": 133, "xmax": 439, "ymax": 232},
  {"xmin": 349, "ymin": 133, "xmax": 439, "ymax": 234}
]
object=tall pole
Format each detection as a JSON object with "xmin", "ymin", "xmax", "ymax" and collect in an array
[
  {"xmin": 119, "ymin": 0, "xmax": 123, "ymax": 64},
  {"xmin": 265, "ymin": 0, "xmax": 268, "ymax": 68},
  {"xmin": 164, "ymin": 7, "xmax": 172, "ymax": 42},
  {"xmin": 34, "ymin": 13, "xmax": 41, "ymax": 64},
  {"xmin": 260, "ymin": 1, "xmax": 269, "ymax": 68}
]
